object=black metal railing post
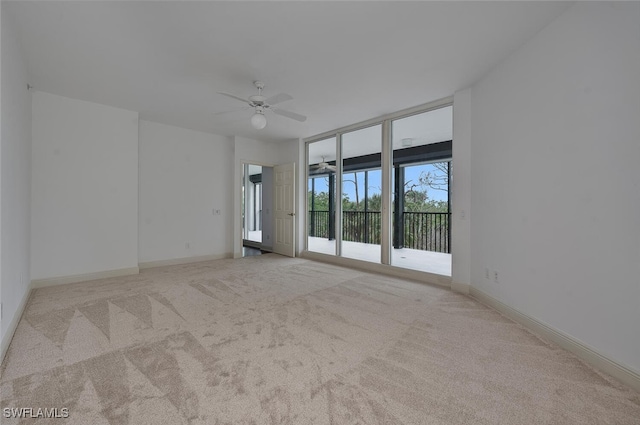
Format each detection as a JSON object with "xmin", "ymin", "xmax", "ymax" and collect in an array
[
  {"xmin": 364, "ymin": 171, "xmax": 369, "ymax": 244},
  {"xmin": 393, "ymin": 166, "xmax": 405, "ymax": 249},
  {"xmin": 310, "ymin": 178, "xmax": 316, "ymax": 236},
  {"xmin": 447, "ymin": 161, "xmax": 451, "ymax": 253},
  {"xmin": 328, "ymin": 174, "xmax": 335, "ymax": 240}
]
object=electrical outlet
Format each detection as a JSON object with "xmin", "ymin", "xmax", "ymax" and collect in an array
[
  {"xmin": 215, "ymin": 209, "xmax": 221, "ymax": 215},
  {"xmin": 484, "ymin": 268, "xmax": 490, "ymax": 280},
  {"xmin": 185, "ymin": 242, "xmax": 190, "ymax": 249},
  {"xmin": 493, "ymin": 270, "xmax": 499, "ymax": 284}
]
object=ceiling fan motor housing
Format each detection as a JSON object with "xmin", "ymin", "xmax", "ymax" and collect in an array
[
  {"xmin": 249, "ymin": 95, "xmax": 266, "ymax": 106},
  {"xmin": 250, "ymin": 81, "xmax": 266, "ymax": 106}
]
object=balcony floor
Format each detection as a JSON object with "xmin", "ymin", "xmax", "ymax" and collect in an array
[{"xmin": 307, "ymin": 236, "xmax": 451, "ymax": 276}]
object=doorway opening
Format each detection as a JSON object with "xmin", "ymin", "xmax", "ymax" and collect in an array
[{"xmin": 242, "ymin": 163, "xmax": 274, "ymax": 255}]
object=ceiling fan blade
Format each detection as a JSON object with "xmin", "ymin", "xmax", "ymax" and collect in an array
[
  {"xmin": 218, "ymin": 92, "xmax": 249, "ymax": 104},
  {"xmin": 265, "ymin": 93, "xmax": 293, "ymax": 106},
  {"xmin": 272, "ymin": 107, "xmax": 307, "ymax": 122}
]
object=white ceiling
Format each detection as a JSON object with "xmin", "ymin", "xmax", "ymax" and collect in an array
[{"xmin": 6, "ymin": 1, "xmax": 569, "ymax": 143}]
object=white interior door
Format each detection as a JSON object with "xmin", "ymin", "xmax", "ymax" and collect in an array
[{"xmin": 273, "ymin": 163, "xmax": 296, "ymax": 257}]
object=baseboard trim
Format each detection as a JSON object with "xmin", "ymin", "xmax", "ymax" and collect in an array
[
  {"xmin": 451, "ymin": 281, "xmax": 470, "ymax": 294},
  {"xmin": 1, "ymin": 282, "xmax": 33, "ymax": 366},
  {"xmin": 31, "ymin": 267, "xmax": 140, "ymax": 289},
  {"xmin": 301, "ymin": 250, "xmax": 451, "ymax": 288},
  {"xmin": 469, "ymin": 287, "xmax": 640, "ymax": 393},
  {"xmin": 138, "ymin": 253, "xmax": 232, "ymax": 270}
]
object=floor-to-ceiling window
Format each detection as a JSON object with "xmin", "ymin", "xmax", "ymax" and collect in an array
[
  {"xmin": 305, "ymin": 99, "xmax": 452, "ymax": 276},
  {"xmin": 308, "ymin": 137, "xmax": 337, "ymax": 255},
  {"xmin": 391, "ymin": 106, "xmax": 452, "ymax": 275},
  {"xmin": 341, "ymin": 125, "xmax": 382, "ymax": 263}
]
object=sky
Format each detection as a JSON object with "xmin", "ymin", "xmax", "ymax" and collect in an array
[{"xmin": 309, "ymin": 162, "xmax": 448, "ymax": 204}]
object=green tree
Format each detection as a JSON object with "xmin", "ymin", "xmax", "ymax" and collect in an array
[{"xmin": 308, "ymin": 190, "xmax": 330, "ymax": 211}]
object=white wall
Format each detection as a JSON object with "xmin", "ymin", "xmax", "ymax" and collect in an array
[
  {"xmin": 31, "ymin": 92, "xmax": 138, "ymax": 280},
  {"xmin": 138, "ymin": 120, "xmax": 233, "ymax": 263},
  {"xmin": 1, "ymin": 5, "xmax": 32, "ymax": 341},
  {"xmin": 451, "ymin": 89, "xmax": 471, "ymax": 293},
  {"xmin": 297, "ymin": 138, "xmax": 306, "ymax": 255},
  {"xmin": 469, "ymin": 2, "xmax": 640, "ymax": 371},
  {"xmin": 1, "ymin": 1, "xmax": 3, "ymax": 338}
]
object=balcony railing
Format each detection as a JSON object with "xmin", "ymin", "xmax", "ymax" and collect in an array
[
  {"xmin": 308, "ymin": 210, "xmax": 331, "ymax": 239},
  {"xmin": 403, "ymin": 212, "xmax": 450, "ymax": 253},
  {"xmin": 308, "ymin": 210, "xmax": 451, "ymax": 253},
  {"xmin": 343, "ymin": 211, "xmax": 382, "ymax": 245}
]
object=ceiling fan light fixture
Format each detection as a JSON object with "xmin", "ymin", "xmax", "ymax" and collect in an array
[
  {"xmin": 251, "ymin": 111, "xmax": 267, "ymax": 129},
  {"xmin": 217, "ymin": 81, "xmax": 306, "ymax": 128}
]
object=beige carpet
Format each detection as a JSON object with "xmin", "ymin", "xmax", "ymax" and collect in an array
[{"xmin": 1, "ymin": 254, "xmax": 639, "ymax": 424}]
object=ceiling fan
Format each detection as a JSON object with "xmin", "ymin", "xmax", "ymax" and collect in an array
[
  {"xmin": 310, "ymin": 157, "xmax": 337, "ymax": 174},
  {"xmin": 217, "ymin": 81, "xmax": 307, "ymax": 129}
]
